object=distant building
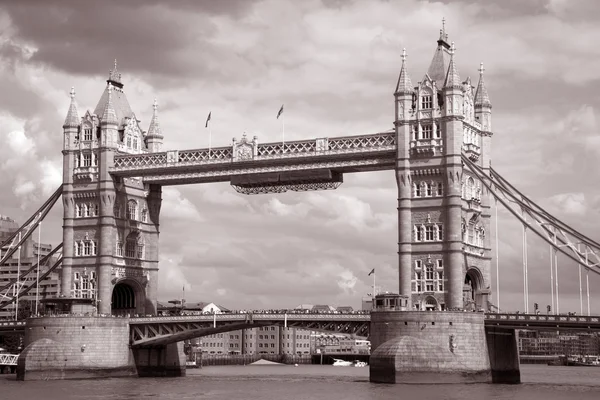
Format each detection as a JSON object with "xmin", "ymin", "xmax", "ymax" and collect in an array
[
  {"xmin": 0, "ymin": 215, "xmax": 60, "ymax": 319},
  {"xmin": 518, "ymin": 330, "xmax": 600, "ymax": 357},
  {"xmin": 168, "ymin": 302, "xmax": 354, "ymax": 356}
]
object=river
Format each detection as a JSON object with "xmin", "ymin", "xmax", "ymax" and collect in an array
[{"xmin": 1, "ymin": 364, "xmax": 599, "ymax": 399}]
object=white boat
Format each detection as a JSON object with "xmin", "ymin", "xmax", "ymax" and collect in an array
[
  {"xmin": 354, "ymin": 361, "xmax": 368, "ymax": 367},
  {"xmin": 332, "ymin": 358, "xmax": 354, "ymax": 367}
]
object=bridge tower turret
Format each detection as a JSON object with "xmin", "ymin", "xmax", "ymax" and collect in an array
[
  {"xmin": 146, "ymin": 99, "xmax": 164, "ymax": 153},
  {"xmin": 394, "ymin": 49, "xmax": 415, "ymax": 309},
  {"xmin": 394, "ymin": 26, "xmax": 493, "ymax": 312},
  {"xmin": 60, "ymin": 87, "xmax": 80, "ymax": 298},
  {"xmin": 60, "ymin": 61, "xmax": 161, "ymax": 316}
]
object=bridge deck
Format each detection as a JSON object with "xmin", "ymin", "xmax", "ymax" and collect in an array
[{"xmin": 109, "ymin": 132, "xmax": 396, "ymax": 185}]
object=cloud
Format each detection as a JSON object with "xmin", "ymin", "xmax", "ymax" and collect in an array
[{"xmin": 0, "ymin": 0, "xmax": 599, "ymax": 313}]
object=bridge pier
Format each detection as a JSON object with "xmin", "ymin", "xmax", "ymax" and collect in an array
[
  {"xmin": 369, "ymin": 311, "xmax": 492, "ymax": 384},
  {"xmin": 485, "ymin": 326, "xmax": 521, "ymax": 384},
  {"xmin": 132, "ymin": 342, "xmax": 186, "ymax": 377}
]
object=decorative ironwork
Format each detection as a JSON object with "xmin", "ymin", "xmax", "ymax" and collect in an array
[
  {"xmin": 114, "ymin": 153, "xmax": 168, "ymax": 168},
  {"xmin": 410, "ymin": 138, "xmax": 443, "ymax": 156},
  {"xmin": 0, "ymin": 354, "xmax": 18, "ymax": 366},
  {"xmin": 178, "ymin": 147, "xmax": 233, "ymax": 163},
  {"xmin": 233, "ymin": 181, "xmax": 343, "ymax": 195}
]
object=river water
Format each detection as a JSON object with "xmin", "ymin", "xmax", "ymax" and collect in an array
[{"xmin": 1, "ymin": 364, "xmax": 599, "ymax": 399}]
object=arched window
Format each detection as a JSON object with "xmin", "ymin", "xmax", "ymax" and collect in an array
[
  {"xmin": 426, "ymin": 182, "xmax": 433, "ymax": 197},
  {"xmin": 466, "ymin": 177, "xmax": 475, "ymax": 199},
  {"xmin": 127, "ymin": 200, "xmax": 138, "ymax": 220},
  {"xmin": 114, "ymin": 201, "xmax": 121, "ymax": 218},
  {"xmin": 115, "ymin": 232, "xmax": 123, "ymax": 256},
  {"xmin": 82, "ymin": 203, "xmax": 89, "ymax": 217},
  {"xmin": 125, "ymin": 232, "xmax": 143, "ymax": 259},
  {"xmin": 413, "ymin": 182, "xmax": 421, "ymax": 197},
  {"xmin": 137, "ymin": 236, "xmax": 145, "ymax": 259},
  {"xmin": 436, "ymin": 182, "xmax": 444, "ymax": 196},
  {"xmin": 75, "ymin": 204, "xmax": 82, "ymax": 218}
]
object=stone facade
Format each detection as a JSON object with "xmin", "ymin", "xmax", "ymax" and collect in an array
[
  {"xmin": 394, "ymin": 28, "xmax": 493, "ymax": 311},
  {"xmin": 17, "ymin": 317, "xmax": 136, "ymax": 380},
  {"xmin": 61, "ymin": 64, "xmax": 163, "ymax": 315}
]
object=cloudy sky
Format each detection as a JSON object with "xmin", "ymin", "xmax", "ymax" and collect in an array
[{"xmin": 1, "ymin": 0, "xmax": 599, "ymax": 313}]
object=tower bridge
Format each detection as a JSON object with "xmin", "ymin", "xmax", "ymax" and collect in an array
[{"xmin": 1, "ymin": 25, "xmax": 599, "ymax": 384}]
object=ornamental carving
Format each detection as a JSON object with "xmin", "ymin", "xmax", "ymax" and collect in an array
[{"xmin": 232, "ymin": 133, "xmax": 257, "ymax": 162}]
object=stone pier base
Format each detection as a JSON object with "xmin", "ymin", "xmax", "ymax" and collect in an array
[
  {"xmin": 17, "ymin": 317, "xmax": 136, "ymax": 381},
  {"xmin": 369, "ymin": 311, "xmax": 492, "ymax": 384}
]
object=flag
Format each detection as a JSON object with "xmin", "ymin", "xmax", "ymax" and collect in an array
[
  {"xmin": 205, "ymin": 112, "xmax": 211, "ymax": 128},
  {"xmin": 368, "ymin": 268, "xmax": 375, "ymax": 276},
  {"xmin": 277, "ymin": 104, "xmax": 284, "ymax": 119}
]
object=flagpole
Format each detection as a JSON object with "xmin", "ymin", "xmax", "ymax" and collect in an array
[
  {"xmin": 373, "ymin": 270, "xmax": 376, "ymax": 298},
  {"xmin": 35, "ymin": 216, "xmax": 41, "ymax": 316},
  {"xmin": 208, "ymin": 120, "xmax": 212, "ymax": 159},
  {"xmin": 282, "ymin": 112, "xmax": 285, "ymax": 154}
]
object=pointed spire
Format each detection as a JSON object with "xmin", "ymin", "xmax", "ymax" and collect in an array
[
  {"xmin": 475, "ymin": 62, "xmax": 491, "ymax": 107},
  {"xmin": 147, "ymin": 98, "xmax": 163, "ymax": 138},
  {"xmin": 107, "ymin": 58, "xmax": 123, "ymax": 88},
  {"xmin": 63, "ymin": 87, "xmax": 80, "ymax": 128},
  {"xmin": 395, "ymin": 48, "xmax": 414, "ymax": 95},
  {"xmin": 444, "ymin": 42, "xmax": 462, "ymax": 89},
  {"xmin": 101, "ymin": 83, "xmax": 118, "ymax": 125}
]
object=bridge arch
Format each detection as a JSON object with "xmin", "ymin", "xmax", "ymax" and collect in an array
[{"xmin": 111, "ymin": 279, "xmax": 143, "ymax": 316}]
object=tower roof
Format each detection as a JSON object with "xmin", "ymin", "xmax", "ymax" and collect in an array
[
  {"xmin": 101, "ymin": 84, "xmax": 119, "ymax": 125},
  {"xmin": 147, "ymin": 99, "xmax": 163, "ymax": 138},
  {"xmin": 444, "ymin": 42, "xmax": 462, "ymax": 89},
  {"xmin": 426, "ymin": 20, "xmax": 452, "ymax": 84},
  {"xmin": 63, "ymin": 87, "xmax": 80, "ymax": 128},
  {"xmin": 395, "ymin": 48, "xmax": 414, "ymax": 95},
  {"xmin": 474, "ymin": 62, "xmax": 491, "ymax": 107},
  {"xmin": 93, "ymin": 60, "xmax": 134, "ymax": 124}
]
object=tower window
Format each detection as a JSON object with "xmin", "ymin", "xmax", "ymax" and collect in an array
[
  {"xmin": 437, "ymin": 183, "xmax": 444, "ymax": 196},
  {"xmin": 426, "ymin": 182, "xmax": 433, "ymax": 197},
  {"xmin": 422, "ymin": 124, "xmax": 433, "ymax": 140},
  {"xmin": 435, "ymin": 123, "xmax": 441, "ymax": 138},
  {"xmin": 421, "ymin": 95, "xmax": 432, "ymax": 109},
  {"xmin": 425, "ymin": 225, "xmax": 435, "ymax": 241},
  {"xmin": 127, "ymin": 200, "xmax": 138, "ymax": 220},
  {"xmin": 414, "ymin": 183, "xmax": 422, "ymax": 197},
  {"xmin": 83, "ymin": 154, "xmax": 92, "ymax": 167},
  {"xmin": 83, "ymin": 129, "xmax": 93, "ymax": 141}
]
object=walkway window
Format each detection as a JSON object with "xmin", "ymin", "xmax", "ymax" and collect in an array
[{"xmin": 127, "ymin": 200, "xmax": 138, "ymax": 220}]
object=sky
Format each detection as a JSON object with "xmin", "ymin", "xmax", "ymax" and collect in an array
[{"xmin": 0, "ymin": 0, "xmax": 599, "ymax": 313}]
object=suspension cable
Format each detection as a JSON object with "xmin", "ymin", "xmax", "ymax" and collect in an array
[
  {"xmin": 462, "ymin": 155, "xmax": 600, "ymax": 276},
  {"xmin": 0, "ymin": 186, "xmax": 62, "ymax": 266}
]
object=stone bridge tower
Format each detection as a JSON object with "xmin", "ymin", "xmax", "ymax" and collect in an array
[
  {"xmin": 394, "ymin": 28, "xmax": 493, "ymax": 311},
  {"xmin": 61, "ymin": 62, "xmax": 162, "ymax": 315}
]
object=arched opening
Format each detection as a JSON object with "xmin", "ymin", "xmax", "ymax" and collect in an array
[
  {"xmin": 464, "ymin": 268, "xmax": 484, "ymax": 310},
  {"xmin": 424, "ymin": 296, "xmax": 438, "ymax": 311},
  {"xmin": 112, "ymin": 282, "xmax": 136, "ymax": 316}
]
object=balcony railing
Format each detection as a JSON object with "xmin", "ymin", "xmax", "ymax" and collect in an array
[
  {"xmin": 73, "ymin": 166, "xmax": 98, "ymax": 180},
  {"xmin": 462, "ymin": 143, "xmax": 481, "ymax": 161},
  {"xmin": 410, "ymin": 138, "xmax": 443, "ymax": 156}
]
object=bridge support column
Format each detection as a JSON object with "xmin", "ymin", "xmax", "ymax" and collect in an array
[
  {"xmin": 17, "ymin": 317, "xmax": 136, "ymax": 380},
  {"xmin": 132, "ymin": 342, "xmax": 186, "ymax": 377},
  {"xmin": 369, "ymin": 311, "xmax": 491, "ymax": 384},
  {"xmin": 485, "ymin": 327, "xmax": 521, "ymax": 384}
]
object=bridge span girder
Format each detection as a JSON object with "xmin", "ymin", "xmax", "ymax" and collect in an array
[{"xmin": 129, "ymin": 314, "xmax": 370, "ymax": 347}]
